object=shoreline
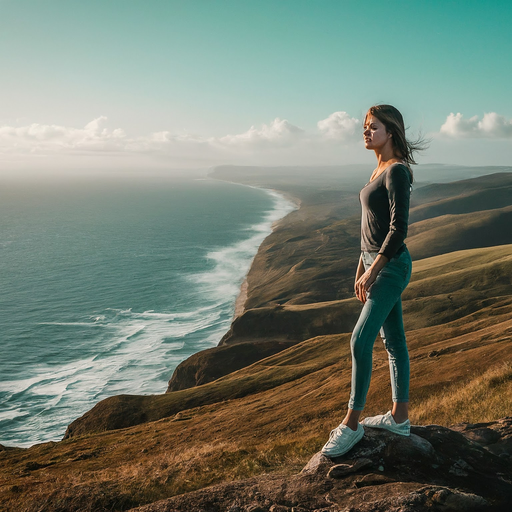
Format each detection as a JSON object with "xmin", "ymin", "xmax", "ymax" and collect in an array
[
  {"xmin": 207, "ymin": 179, "xmax": 300, "ymax": 320},
  {"xmin": 233, "ymin": 277, "xmax": 248, "ymax": 318}
]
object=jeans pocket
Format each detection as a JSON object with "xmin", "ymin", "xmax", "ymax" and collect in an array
[
  {"xmin": 392, "ymin": 251, "xmax": 412, "ymax": 283},
  {"xmin": 380, "ymin": 252, "xmax": 411, "ymax": 284}
]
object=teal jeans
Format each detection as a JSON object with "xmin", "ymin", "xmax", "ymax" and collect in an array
[{"xmin": 348, "ymin": 248, "xmax": 412, "ymax": 411}]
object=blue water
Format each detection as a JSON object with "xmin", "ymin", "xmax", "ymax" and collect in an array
[{"xmin": 0, "ymin": 174, "xmax": 296, "ymax": 447}]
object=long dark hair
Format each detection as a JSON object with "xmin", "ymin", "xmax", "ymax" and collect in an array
[{"xmin": 366, "ymin": 104, "xmax": 428, "ymax": 167}]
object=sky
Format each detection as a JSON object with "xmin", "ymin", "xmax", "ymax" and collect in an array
[{"xmin": 1, "ymin": 0, "xmax": 511, "ymax": 175}]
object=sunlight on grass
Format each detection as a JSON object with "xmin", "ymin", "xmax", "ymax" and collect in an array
[{"xmin": 411, "ymin": 361, "xmax": 512, "ymax": 426}]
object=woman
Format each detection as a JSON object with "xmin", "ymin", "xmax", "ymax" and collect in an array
[{"xmin": 322, "ymin": 104, "xmax": 426, "ymax": 458}]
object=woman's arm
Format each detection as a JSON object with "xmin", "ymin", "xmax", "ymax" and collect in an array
[
  {"xmin": 379, "ymin": 164, "xmax": 412, "ymax": 260},
  {"xmin": 355, "ymin": 253, "xmax": 389, "ymax": 304},
  {"xmin": 355, "ymin": 254, "xmax": 365, "ymax": 283}
]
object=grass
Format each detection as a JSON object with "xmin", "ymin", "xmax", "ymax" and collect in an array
[
  {"xmin": 0, "ymin": 433, "xmax": 320, "ymax": 512},
  {"xmin": 412, "ymin": 362, "xmax": 512, "ymax": 426},
  {"xmin": 2, "ymin": 306, "xmax": 511, "ymax": 511}
]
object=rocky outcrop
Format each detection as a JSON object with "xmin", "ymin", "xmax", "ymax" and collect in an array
[{"xmin": 130, "ymin": 418, "xmax": 512, "ymax": 512}]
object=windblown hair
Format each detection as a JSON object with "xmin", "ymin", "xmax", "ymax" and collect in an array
[{"xmin": 366, "ymin": 104, "xmax": 428, "ymax": 167}]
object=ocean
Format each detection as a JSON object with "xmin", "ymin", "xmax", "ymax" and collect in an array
[{"xmin": 0, "ymin": 173, "xmax": 296, "ymax": 448}]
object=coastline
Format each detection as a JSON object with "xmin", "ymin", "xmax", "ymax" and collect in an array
[
  {"xmin": 233, "ymin": 277, "xmax": 248, "ymax": 318},
  {"xmin": 207, "ymin": 178, "xmax": 300, "ymax": 320}
]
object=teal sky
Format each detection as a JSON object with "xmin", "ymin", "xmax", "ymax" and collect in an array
[{"xmin": 1, "ymin": 0, "xmax": 511, "ymax": 172}]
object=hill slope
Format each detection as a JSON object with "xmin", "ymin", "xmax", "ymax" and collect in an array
[{"xmin": 64, "ymin": 245, "xmax": 512, "ymax": 438}]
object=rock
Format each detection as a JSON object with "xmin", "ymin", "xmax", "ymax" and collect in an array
[
  {"xmin": 451, "ymin": 417, "xmax": 512, "ymax": 459},
  {"xmin": 269, "ymin": 506, "xmax": 291, "ymax": 512},
  {"xmin": 245, "ymin": 504, "xmax": 267, "ymax": 512},
  {"xmin": 386, "ymin": 432, "xmax": 437, "ymax": 460},
  {"xmin": 403, "ymin": 486, "xmax": 488, "ymax": 512},
  {"xmin": 327, "ymin": 458, "xmax": 372, "ymax": 479},
  {"xmin": 448, "ymin": 458, "xmax": 473, "ymax": 477},
  {"xmin": 459, "ymin": 427, "xmax": 501, "ymax": 445},
  {"xmin": 353, "ymin": 472, "xmax": 395, "ymax": 487},
  {"xmin": 486, "ymin": 438, "xmax": 512, "ymax": 458},
  {"xmin": 300, "ymin": 452, "xmax": 331, "ymax": 476},
  {"xmin": 334, "ymin": 485, "xmax": 488, "ymax": 511}
]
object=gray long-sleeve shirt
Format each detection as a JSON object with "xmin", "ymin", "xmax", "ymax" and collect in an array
[{"xmin": 359, "ymin": 163, "xmax": 412, "ymax": 260}]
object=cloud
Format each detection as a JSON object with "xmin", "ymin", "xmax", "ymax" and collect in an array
[
  {"xmin": 0, "ymin": 113, "xmax": 367, "ymax": 169},
  {"xmin": 317, "ymin": 111, "xmax": 360, "ymax": 140},
  {"xmin": 0, "ymin": 117, "xmax": 309, "ymax": 155},
  {"xmin": 0, "ymin": 116, "xmax": 127, "ymax": 153},
  {"xmin": 218, "ymin": 118, "xmax": 305, "ymax": 148},
  {"xmin": 440, "ymin": 112, "xmax": 512, "ymax": 138}
]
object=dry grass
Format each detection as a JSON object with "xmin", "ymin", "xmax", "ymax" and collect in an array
[
  {"xmin": 2, "ymin": 306, "xmax": 511, "ymax": 511},
  {"xmin": 0, "ymin": 435, "xmax": 318, "ymax": 512},
  {"xmin": 412, "ymin": 361, "xmax": 512, "ymax": 426}
]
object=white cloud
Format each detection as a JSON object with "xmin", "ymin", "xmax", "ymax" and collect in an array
[
  {"xmin": 440, "ymin": 112, "xmax": 512, "ymax": 138},
  {"xmin": 0, "ymin": 117, "xmax": 309, "ymax": 156},
  {"xmin": 0, "ymin": 116, "xmax": 127, "ymax": 153},
  {"xmin": 2, "ymin": 111, "xmax": 511, "ymax": 173},
  {"xmin": 218, "ymin": 118, "xmax": 305, "ymax": 147},
  {"xmin": 0, "ymin": 113, "xmax": 368, "ymax": 170},
  {"xmin": 317, "ymin": 111, "xmax": 360, "ymax": 140}
]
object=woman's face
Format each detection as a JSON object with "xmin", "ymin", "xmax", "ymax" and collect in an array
[{"xmin": 363, "ymin": 114, "xmax": 392, "ymax": 151}]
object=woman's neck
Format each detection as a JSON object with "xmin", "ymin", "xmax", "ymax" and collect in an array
[{"xmin": 370, "ymin": 154, "xmax": 402, "ymax": 181}]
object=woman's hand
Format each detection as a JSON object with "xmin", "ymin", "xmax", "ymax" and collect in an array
[
  {"xmin": 354, "ymin": 254, "xmax": 389, "ymax": 304},
  {"xmin": 355, "ymin": 268, "xmax": 378, "ymax": 303}
]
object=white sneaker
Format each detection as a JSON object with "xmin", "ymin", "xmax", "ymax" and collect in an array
[
  {"xmin": 361, "ymin": 411, "xmax": 410, "ymax": 436},
  {"xmin": 321, "ymin": 423, "xmax": 364, "ymax": 458}
]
